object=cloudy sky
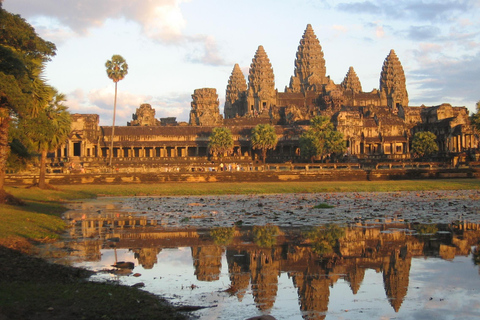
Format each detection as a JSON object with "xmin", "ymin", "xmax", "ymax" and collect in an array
[{"xmin": 4, "ymin": 0, "xmax": 480, "ymax": 125}]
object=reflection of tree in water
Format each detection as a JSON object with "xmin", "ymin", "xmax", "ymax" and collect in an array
[
  {"xmin": 226, "ymin": 249, "xmax": 251, "ymax": 300},
  {"xmin": 133, "ymin": 247, "xmax": 161, "ymax": 269},
  {"xmin": 304, "ymin": 224, "xmax": 345, "ymax": 255},
  {"xmin": 253, "ymin": 225, "xmax": 280, "ymax": 248},
  {"xmin": 250, "ymin": 248, "xmax": 280, "ymax": 311},
  {"xmin": 191, "ymin": 245, "xmax": 224, "ymax": 281},
  {"xmin": 210, "ymin": 227, "xmax": 235, "ymax": 245}
]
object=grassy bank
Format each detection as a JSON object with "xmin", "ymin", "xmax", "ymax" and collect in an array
[{"xmin": 7, "ymin": 179, "xmax": 480, "ymax": 200}]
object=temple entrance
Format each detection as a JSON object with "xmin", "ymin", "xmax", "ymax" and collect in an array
[{"xmin": 73, "ymin": 142, "xmax": 81, "ymax": 157}]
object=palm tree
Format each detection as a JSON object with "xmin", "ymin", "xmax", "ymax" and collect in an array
[
  {"xmin": 105, "ymin": 55, "xmax": 128, "ymax": 167},
  {"xmin": 208, "ymin": 127, "xmax": 234, "ymax": 158},
  {"xmin": 19, "ymin": 88, "xmax": 71, "ymax": 189},
  {"xmin": 250, "ymin": 123, "xmax": 278, "ymax": 165}
]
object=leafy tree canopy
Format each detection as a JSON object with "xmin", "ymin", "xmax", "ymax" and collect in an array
[
  {"xmin": 105, "ymin": 55, "xmax": 128, "ymax": 83},
  {"xmin": 411, "ymin": 131, "xmax": 439, "ymax": 158},
  {"xmin": 0, "ymin": 5, "xmax": 57, "ymax": 197},
  {"xmin": 208, "ymin": 127, "xmax": 234, "ymax": 157},
  {"xmin": 299, "ymin": 115, "xmax": 346, "ymax": 162},
  {"xmin": 251, "ymin": 123, "xmax": 278, "ymax": 163},
  {"xmin": 470, "ymin": 100, "xmax": 480, "ymax": 132}
]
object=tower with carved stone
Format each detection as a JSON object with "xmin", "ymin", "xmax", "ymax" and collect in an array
[
  {"xmin": 341, "ymin": 66, "xmax": 362, "ymax": 93},
  {"xmin": 224, "ymin": 64, "xmax": 247, "ymax": 119},
  {"xmin": 287, "ymin": 24, "xmax": 327, "ymax": 93},
  {"xmin": 189, "ymin": 88, "xmax": 223, "ymax": 126},
  {"xmin": 380, "ymin": 50, "xmax": 409, "ymax": 114},
  {"xmin": 246, "ymin": 45, "xmax": 276, "ymax": 115}
]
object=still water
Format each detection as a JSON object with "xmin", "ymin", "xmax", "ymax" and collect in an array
[{"xmin": 48, "ymin": 197, "xmax": 480, "ymax": 320}]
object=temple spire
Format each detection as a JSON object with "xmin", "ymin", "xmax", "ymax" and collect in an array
[
  {"xmin": 224, "ymin": 63, "xmax": 247, "ymax": 118},
  {"xmin": 246, "ymin": 45, "xmax": 276, "ymax": 115},
  {"xmin": 287, "ymin": 24, "xmax": 327, "ymax": 93},
  {"xmin": 379, "ymin": 49, "xmax": 408, "ymax": 113},
  {"xmin": 341, "ymin": 66, "xmax": 362, "ymax": 93}
]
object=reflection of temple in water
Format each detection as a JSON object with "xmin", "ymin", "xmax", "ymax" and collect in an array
[
  {"xmin": 192, "ymin": 245, "xmax": 224, "ymax": 281},
  {"xmin": 64, "ymin": 215, "xmax": 480, "ymax": 316}
]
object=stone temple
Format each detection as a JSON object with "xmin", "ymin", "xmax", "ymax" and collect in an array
[{"xmin": 54, "ymin": 24, "xmax": 477, "ymax": 170}]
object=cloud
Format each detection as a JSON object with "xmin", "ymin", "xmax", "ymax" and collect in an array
[
  {"xmin": 3, "ymin": 0, "xmax": 228, "ymax": 66},
  {"xmin": 64, "ymin": 87, "xmax": 192, "ymax": 125},
  {"xmin": 335, "ymin": 0, "xmax": 476, "ymax": 22},
  {"xmin": 407, "ymin": 25, "xmax": 441, "ymax": 41},
  {"xmin": 409, "ymin": 50, "xmax": 480, "ymax": 110},
  {"xmin": 336, "ymin": 1, "xmax": 381, "ymax": 15},
  {"xmin": 184, "ymin": 35, "xmax": 230, "ymax": 66}
]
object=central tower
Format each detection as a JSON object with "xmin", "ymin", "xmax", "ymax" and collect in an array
[{"xmin": 287, "ymin": 24, "xmax": 327, "ymax": 93}]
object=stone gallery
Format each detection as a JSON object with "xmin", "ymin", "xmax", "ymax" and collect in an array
[{"xmin": 57, "ymin": 24, "xmax": 476, "ymax": 169}]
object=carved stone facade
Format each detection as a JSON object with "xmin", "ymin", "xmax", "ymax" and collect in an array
[
  {"xmin": 379, "ymin": 50, "xmax": 409, "ymax": 114},
  {"xmin": 128, "ymin": 103, "xmax": 159, "ymax": 126},
  {"xmin": 341, "ymin": 66, "xmax": 362, "ymax": 94},
  {"xmin": 189, "ymin": 88, "xmax": 223, "ymax": 126},
  {"xmin": 287, "ymin": 23, "xmax": 328, "ymax": 93},
  {"xmin": 246, "ymin": 45, "xmax": 276, "ymax": 116},
  {"xmin": 224, "ymin": 64, "xmax": 247, "ymax": 119}
]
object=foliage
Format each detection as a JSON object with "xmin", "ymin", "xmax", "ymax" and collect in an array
[
  {"xmin": 313, "ymin": 202, "xmax": 335, "ymax": 209},
  {"xmin": 299, "ymin": 116, "xmax": 346, "ymax": 162},
  {"xmin": 251, "ymin": 124, "xmax": 278, "ymax": 164},
  {"xmin": 252, "ymin": 225, "xmax": 280, "ymax": 248},
  {"xmin": 17, "ymin": 89, "xmax": 71, "ymax": 154},
  {"xmin": 6, "ymin": 138, "xmax": 32, "ymax": 172},
  {"xmin": 411, "ymin": 131, "xmax": 439, "ymax": 158},
  {"xmin": 13, "ymin": 89, "xmax": 71, "ymax": 188},
  {"xmin": 413, "ymin": 224, "xmax": 438, "ymax": 235},
  {"xmin": 208, "ymin": 127, "xmax": 234, "ymax": 157},
  {"xmin": 304, "ymin": 224, "xmax": 345, "ymax": 255},
  {"xmin": 470, "ymin": 101, "xmax": 480, "ymax": 132},
  {"xmin": 105, "ymin": 55, "xmax": 129, "ymax": 83},
  {"xmin": 210, "ymin": 227, "xmax": 235, "ymax": 245},
  {"xmin": 0, "ymin": 6, "xmax": 57, "ymax": 196}
]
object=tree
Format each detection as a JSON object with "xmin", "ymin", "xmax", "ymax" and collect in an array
[
  {"xmin": 105, "ymin": 55, "xmax": 128, "ymax": 167},
  {"xmin": 0, "ymin": 5, "xmax": 56, "ymax": 203},
  {"xmin": 411, "ymin": 131, "xmax": 439, "ymax": 158},
  {"xmin": 299, "ymin": 116, "xmax": 346, "ymax": 162},
  {"xmin": 471, "ymin": 100, "xmax": 480, "ymax": 131},
  {"xmin": 208, "ymin": 127, "xmax": 234, "ymax": 158},
  {"xmin": 250, "ymin": 123, "xmax": 278, "ymax": 164},
  {"xmin": 17, "ymin": 89, "xmax": 71, "ymax": 189}
]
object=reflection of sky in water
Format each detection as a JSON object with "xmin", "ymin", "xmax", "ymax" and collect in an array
[{"xmin": 74, "ymin": 247, "xmax": 480, "ymax": 320}]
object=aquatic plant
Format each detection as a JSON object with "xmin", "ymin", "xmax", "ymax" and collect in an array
[{"xmin": 313, "ymin": 202, "xmax": 335, "ymax": 209}]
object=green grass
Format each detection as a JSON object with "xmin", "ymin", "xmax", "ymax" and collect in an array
[{"xmin": 6, "ymin": 179, "xmax": 479, "ymax": 199}]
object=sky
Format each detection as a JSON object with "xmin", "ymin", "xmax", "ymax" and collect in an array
[{"xmin": 3, "ymin": 0, "xmax": 480, "ymax": 126}]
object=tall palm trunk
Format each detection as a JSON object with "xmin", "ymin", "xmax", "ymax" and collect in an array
[
  {"xmin": 38, "ymin": 149, "xmax": 47, "ymax": 189},
  {"xmin": 109, "ymin": 82, "xmax": 117, "ymax": 167}
]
